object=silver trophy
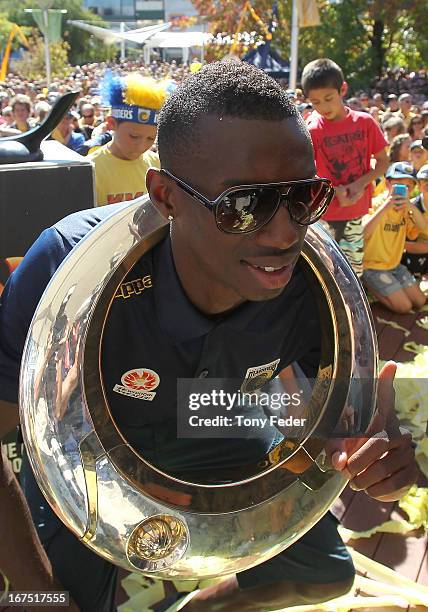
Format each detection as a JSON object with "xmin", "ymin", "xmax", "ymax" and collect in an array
[{"xmin": 19, "ymin": 196, "xmax": 377, "ymax": 578}]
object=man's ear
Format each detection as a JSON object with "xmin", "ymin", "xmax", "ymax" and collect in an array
[
  {"xmin": 146, "ymin": 168, "xmax": 176, "ymax": 220},
  {"xmin": 340, "ymin": 81, "xmax": 348, "ymax": 99}
]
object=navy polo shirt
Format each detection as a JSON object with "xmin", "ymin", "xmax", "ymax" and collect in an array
[{"xmin": 0, "ymin": 205, "xmax": 321, "ymax": 474}]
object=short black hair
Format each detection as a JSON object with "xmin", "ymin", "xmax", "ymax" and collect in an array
[
  {"xmin": 157, "ymin": 59, "xmax": 299, "ymax": 170},
  {"xmin": 301, "ymin": 59, "xmax": 344, "ymax": 97}
]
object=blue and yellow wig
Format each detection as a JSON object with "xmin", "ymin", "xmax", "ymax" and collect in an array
[{"xmin": 100, "ymin": 72, "xmax": 176, "ymax": 126}]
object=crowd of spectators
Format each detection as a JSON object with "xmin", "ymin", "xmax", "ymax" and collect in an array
[
  {"xmin": 0, "ymin": 58, "xmax": 195, "ymax": 150},
  {"xmin": 371, "ymin": 68, "xmax": 428, "ymax": 105},
  {"xmin": 1, "ymin": 59, "xmax": 428, "ymax": 158}
]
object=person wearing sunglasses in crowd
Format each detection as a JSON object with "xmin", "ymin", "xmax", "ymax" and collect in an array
[
  {"xmin": 408, "ymin": 114, "xmax": 425, "ymax": 142},
  {"xmin": 0, "ymin": 60, "xmax": 418, "ymax": 612},
  {"xmin": 78, "ymin": 102, "xmax": 98, "ymax": 140}
]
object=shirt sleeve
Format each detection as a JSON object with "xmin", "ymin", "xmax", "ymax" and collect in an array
[
  {"xmin": 0, "ymin": 228, "xmax": 72, "ymax": 404},
  {"xmin": 406, "ymin": 216, "xmax": 420, "ymax": 240}
]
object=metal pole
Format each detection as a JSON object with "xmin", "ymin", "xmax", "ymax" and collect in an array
[
  {"xmin": 43, "ymin": 8, "xmax": 51, "ymax": 85},
  {"xmin": 120, "ymin": 21, "xmax": 125, "ymax": 61},
  {"xmin": 201, "ymin": 20, "xmax": 205, "ymax": 63},
  {"xmin": 289, "ymin": 0, "xmax": 299, "ymax": 90}
]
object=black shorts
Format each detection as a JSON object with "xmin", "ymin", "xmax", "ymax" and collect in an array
[{"xmin": 20, "ymin": 455, "xmax": 354, "ymax": 612}]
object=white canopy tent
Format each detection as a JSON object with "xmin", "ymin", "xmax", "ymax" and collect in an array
[
  {"xmin": 68, "ymin": 20, "xmax": 211, "ymax": 63},
  {"xmin": 67, "ymin": 21, "xmax": 170, "ymax": 46},
  {"xmin": 142, "ymin": 31, "xmax": 213, "ymax": 63},
  {"xmin": 68, "ymin": 20, "xmax": 212, "ymax": 64}
]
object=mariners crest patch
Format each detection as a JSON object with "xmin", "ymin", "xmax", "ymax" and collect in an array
[{"xmin": 241, "ymin": 359, "xmax": 280, "ymax": 393}]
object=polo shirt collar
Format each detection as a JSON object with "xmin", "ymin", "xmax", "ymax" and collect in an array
[{"xmin": 153, "ymin": 235, "xmax": 214, "ymax": 342}]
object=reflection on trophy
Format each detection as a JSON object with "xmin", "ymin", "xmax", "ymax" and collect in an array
[{"xmin": 19, "ymin": 196, "xmax": 378, "ymax": 579}]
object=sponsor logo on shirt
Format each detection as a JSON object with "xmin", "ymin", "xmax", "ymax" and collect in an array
[
  {"xmin": 114, "ymin": 275, "xmax": 153, "ymax": 299},
  {"xmin": 113, "ymin": 368, "xmax": 160, "ymax": 400},
  {"xmin": 241, "ymin": 359, "xmax": 280, "ymax": 393},
  {"xmin": 383, "ymin": 218, "xmax": 406, "ymax": 232}
]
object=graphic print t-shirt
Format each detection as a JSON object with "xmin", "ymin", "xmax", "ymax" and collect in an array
[
  {"xmin": 89, "ymin": 145, "xmax": 160, "ymax": 207},
  {"xmin": 307, "ymin": 108, "xmax": 388, "ymax": 221}
]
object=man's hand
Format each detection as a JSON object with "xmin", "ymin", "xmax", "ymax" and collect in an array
[
  {"xmin": 336, "ymin": 184, "xmax": 364, "ymax": 207},
  {"xmin": 344, "ymin": 177, "xmax": 366, "ymax": 203},
  {"xmin": 386, "ymin": 190, "xmax": 410, "ymax": 213},
  {"xmin": 328, "ymin": 361, "xmax": 419, "ymax": 502}
]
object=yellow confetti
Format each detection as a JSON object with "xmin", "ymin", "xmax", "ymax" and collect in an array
[
  {"xmin": 416, "ymin": 315, "xmax": 428, "ymax": 329},
  {"xmin": 339, "ymin": 519, "xmax": 416, "ymax": 541},
  {"xmin": 403, "ymin": 340, "xmax": 427, "ymax": 353},
  {"xmin": 376, "ymin": 317, "xmax": 411, "ymax": 336},
  {"xmin": 398, "ymin": 486, "xmax": 428, "ymax": 530},
  {"xmin": 351, "ymin": 549, "xmax": 428, "ymax": 599},
  {"xmin": 0, "ymin": 570, "xmax": 10, "ymax": 603}
]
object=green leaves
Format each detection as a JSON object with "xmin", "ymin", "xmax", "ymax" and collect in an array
[
  {"xmin": 2, "ymin": 0, "xmax": 117, "ymax": 66},
  {"xmin": 190, "ymin": 0, "xmax": 428, "ymax": 90}
]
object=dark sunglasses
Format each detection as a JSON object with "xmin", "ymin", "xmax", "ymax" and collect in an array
[{"xmin": 161, "ymin": 169, "xmax": 334, "ymax": 234}]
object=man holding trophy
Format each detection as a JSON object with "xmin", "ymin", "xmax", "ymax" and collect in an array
[{"xmin": 0, "ymin": 61, "xmax": 418, "ymax": 611}]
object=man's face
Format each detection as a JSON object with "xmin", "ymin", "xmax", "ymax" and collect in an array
[
  {"xmin": 399, "ymin": 96, "xmax": 412, "ymax": 114},
  {"xmin": 306, "ymin": 86, "xmax": 346, "ymax": 121},
  {"xmin": 58, "ymin": 116, "xmax": 73, "ymax": 137},
  {"xmin": 81, "ymin": 105, "xmax": 95, "ymax": 125},
  {"xmin": 418, "ymin": 179, "xmax": 428, "ymax": 199},
  {"xmin": 388, "ymin": 98, "xmax": 399, "ymax": 112},
  {"xmin": 397, "ymin": 136, "xmax": 411, "ymax": 161},
  {"xmin": 111, "ymin": 120, "xmax": 157, "ymax": 160},
  {"xmin": 410, "ymin": 147, "xmax": 428, "ymax": 170},
  {"xmin": 162, "ymin": 116, "xmax": 315, "ymax": 304},
  {"xmin": 373, "ymin": 94, "xmax": 383, "ymax": 109},
  {"xmin": 13, "ymin": 103, "xmax": 30, "ymax": 123}
]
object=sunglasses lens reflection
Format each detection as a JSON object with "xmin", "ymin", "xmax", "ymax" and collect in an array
[{"xmin": 216, "ymin": 182, "xmax": 331, "ymax": 233}]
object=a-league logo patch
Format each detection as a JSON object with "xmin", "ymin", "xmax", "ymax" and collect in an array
[
  {"xmin": 113, "ymin": 368, "xmax": 160, "ymax": 401},
  {"xmin": 241, "ymin": 359, "xmax": 280, "ymax": 393}
]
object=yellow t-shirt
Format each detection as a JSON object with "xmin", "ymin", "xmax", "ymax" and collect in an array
[
  {"xmin": 89, "ymin": 145, "xmax": 160, "ymax": 207},
  {"xmin": 363, "ymin": 193, "xmax": 418, "ymax": 270}
]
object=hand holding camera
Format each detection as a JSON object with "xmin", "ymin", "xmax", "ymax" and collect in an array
[{"xmin": 389, "ymin": 183, "xmax": 409, "ymax": 211}]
